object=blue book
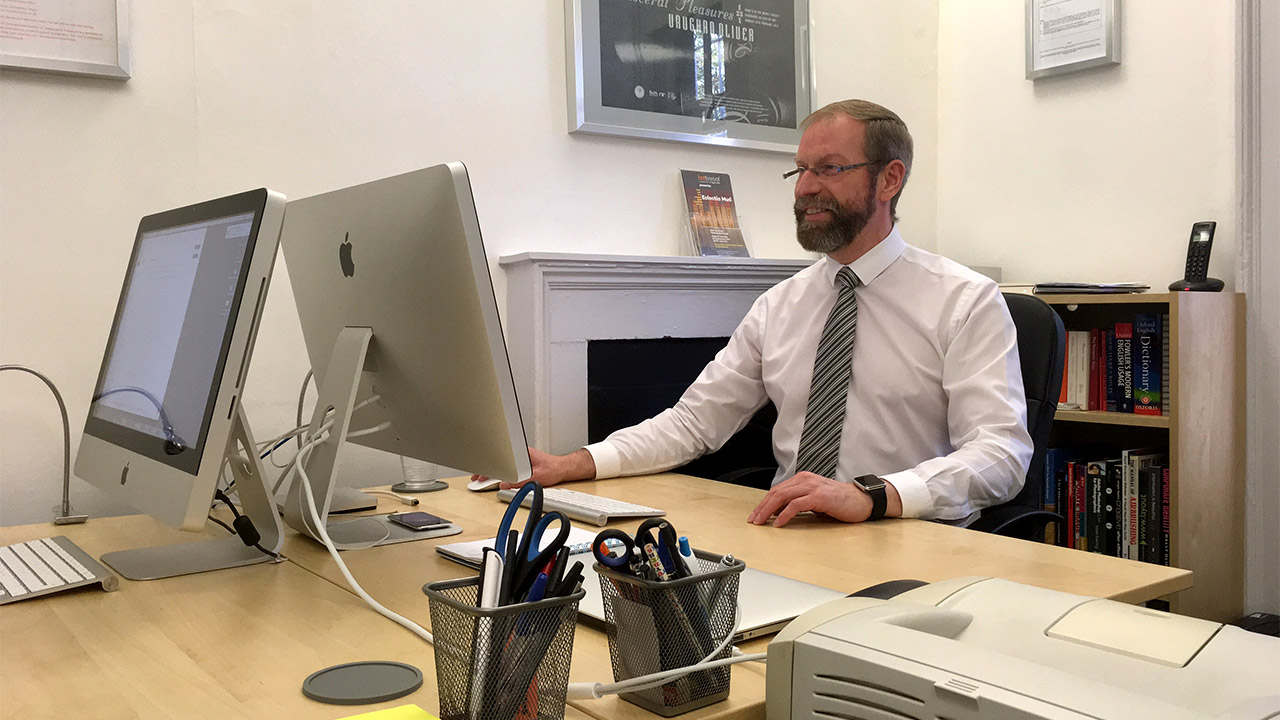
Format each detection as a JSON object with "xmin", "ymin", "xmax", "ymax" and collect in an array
[{"xmin": 1132, "ymin": 314, "xmax": 1162, "ymax": 416}]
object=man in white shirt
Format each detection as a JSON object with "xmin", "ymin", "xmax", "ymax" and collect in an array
[{"xmin": 482, "ymin": 99, "xmax": 1033, "ymax": 527}]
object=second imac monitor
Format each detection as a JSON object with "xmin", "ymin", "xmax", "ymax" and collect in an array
[{"xmin": 280, "ymin": 162, "xmax": 531, "ymax": 547}]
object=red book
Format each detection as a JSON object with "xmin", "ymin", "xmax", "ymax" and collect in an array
[
  {"xmin": 1074, "ymin": 461, "xmax": 1088, "ymax": 550},
  {"xmin": 1059, "ymin": 346, "xmax": 1069, "ymax": 404},
  {"xmin": 1064, "ymin": 461, "xmax": 1076, "ymax": 545},
  {"xmin": 1089, "ymin": 328, "xmax": 1102, "ymax": 411}
]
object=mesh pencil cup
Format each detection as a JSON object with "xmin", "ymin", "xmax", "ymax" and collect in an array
[
  {"xmin": 596, "ymin": 551, "xmax": 744, "ymax": 716},
  {"xmin": 424, "ymin": 576, "xmax": 584, "ymax": 720}
]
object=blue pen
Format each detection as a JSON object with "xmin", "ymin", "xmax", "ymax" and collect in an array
[
  {"xmin": 516, "ymin": 572, "xmax": 550, "ymax": 636},
  {"xmin": 524, "ymin": 571, "xmax": 549, "ymax": 603}
]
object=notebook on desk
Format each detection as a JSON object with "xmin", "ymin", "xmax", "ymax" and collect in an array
[{"xmin": 576, "ymin": 560, "xmax": 845, "ymax": 642}]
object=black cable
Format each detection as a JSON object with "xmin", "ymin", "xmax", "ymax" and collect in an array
[
  {"xmin": 212, "ymin": 489, "xmax": 280, "ymax": 560},
  {"xmin": 207, "ymin": 515, "xmax": 235, "ymax": 535}
]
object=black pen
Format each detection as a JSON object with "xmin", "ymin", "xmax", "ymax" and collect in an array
[
  {"xmin": 549, "ymin": 546, "xmax": 570, "ymax": 590},
  {"xmin": 556, "ymin": 560, "xmax": 584, "ymax": 598},
  {"xmin": 499, "ymin": 529, "xmax": 519, "ymax": 605}
]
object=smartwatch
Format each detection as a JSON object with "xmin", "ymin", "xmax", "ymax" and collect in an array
[{"xmin": 853, "ymin": 474, "xmax": 887, "ymax": 521}]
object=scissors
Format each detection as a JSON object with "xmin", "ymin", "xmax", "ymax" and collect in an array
[
  {"xmin": 593, "ymin": 518, "xmax": 684, "ymax": 579},
  {"xmin": 496, "ymin": 482, "xmax": 571, "ymax": 603}
]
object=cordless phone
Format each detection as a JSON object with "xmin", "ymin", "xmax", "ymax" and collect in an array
[{"xmin": 1168, "ymin": 221, "xmax": 1223, "ymax": 292}]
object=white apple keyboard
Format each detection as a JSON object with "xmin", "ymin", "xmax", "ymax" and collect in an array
[
  {"xmin": 0, "ymin": 536, "xmax": 119, "ymax": 605},
  {"xmin": 496, "ymin": 486, "xmax": 665, "ymax": 526}
]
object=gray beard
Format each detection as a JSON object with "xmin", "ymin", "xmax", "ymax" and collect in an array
[
  {"xmin": 793, "ymin": 176, "xmax": 875, "ymax": 253},
  {"xmin": 794, "ymin": 189, "xmax": 876, "ymax": 255}
]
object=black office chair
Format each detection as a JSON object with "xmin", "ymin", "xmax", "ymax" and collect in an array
[
  {"xmin": 696, "ymin": 293, "xmax": 1067, "ymax": 541},
  {"xmin": 967, "ymin": 293, "xmax": 1066, "ymax": 539}
]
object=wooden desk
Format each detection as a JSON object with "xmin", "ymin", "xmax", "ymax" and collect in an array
[
  {"xmin": 281, "ymin": 473, "xmax": 1194, "ymax": 720},
  {"xmin": 0, "ymin": 516, "xmax": 594, "ymax": 720}
]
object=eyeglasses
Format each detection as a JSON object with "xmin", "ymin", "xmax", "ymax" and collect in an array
[{"xmin": 782, "ymin": 161, "xmax": 877, "ymax": 182}]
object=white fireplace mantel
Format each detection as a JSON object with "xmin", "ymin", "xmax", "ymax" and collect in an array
[{"xmin": 499, "ymin": 252, "xmax": 812, "ymax": 453}]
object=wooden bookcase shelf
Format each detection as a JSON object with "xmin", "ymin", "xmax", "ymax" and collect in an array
[
  {"xmin": 1054, "ymin": 409, "xmax": 1171, "ymax": 428},
  {"xmin": 1042, "ymin": 292, "xmax": 1246, "ymax": 621}
]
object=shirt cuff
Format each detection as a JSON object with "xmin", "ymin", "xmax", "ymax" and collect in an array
[
  {"xmin": 882, "ymin": 469, "xmax": 931, "ymax": 518},
  {"xmin": 584, "ymin": 441, "xmax": 621, "ymax": 480}
]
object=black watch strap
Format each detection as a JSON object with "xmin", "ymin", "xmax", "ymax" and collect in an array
[{"xmin": 854, "ymin": 474, "xmax": 888, "ymax": 521}]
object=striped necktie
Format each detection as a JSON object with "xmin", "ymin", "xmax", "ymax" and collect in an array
[{"xmin": 795, "ymin": 266, "xmax": 859, "ymax": 480}]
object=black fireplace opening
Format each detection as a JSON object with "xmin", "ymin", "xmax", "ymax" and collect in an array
[{"xmin": 586, "ymin": 337, "xmax": 777, "ymax": 487}]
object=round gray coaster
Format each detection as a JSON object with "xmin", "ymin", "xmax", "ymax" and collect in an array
[
  {"xmin": 301, "ymin": 661, "xmax": 423, "ymax": 705},
  {"xmin": 392, "ymin": 479, "xmax": 449, "ymax": 493}
]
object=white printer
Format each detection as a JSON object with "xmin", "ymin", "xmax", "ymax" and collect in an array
[{"xmin": 766, "ymin": 577, "xmax": 1280, "ymax": 719}]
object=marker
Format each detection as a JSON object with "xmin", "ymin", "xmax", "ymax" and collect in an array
[
  {"xmin": 479, "ymin": 549, "xmax": 503, "ymax": 608},
  {"xmin": 643, "ymin": 542, "xmax": 670, "ymax": 581},
  {"xmin": 677, "ymin": 536, "xmax": 699, "ymax": 576}
]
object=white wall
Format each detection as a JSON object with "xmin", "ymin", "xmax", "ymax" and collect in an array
[
  {"xmin": 0, "ymin": 1, "xmax": 939, "ymax": 525},
  {"xmin": 936, "ymin": 1, "xmax": 1239, "ymax": 288},
  {"xmin": 937, "ymin": 0, "xmax": 1278, "ymax": 614}
]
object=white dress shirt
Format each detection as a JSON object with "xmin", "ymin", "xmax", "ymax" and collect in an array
[{"xmin": 584, "ymin": 227, "xmax": 1033, "ymax": 521}]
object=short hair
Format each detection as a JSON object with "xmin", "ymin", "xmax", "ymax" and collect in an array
[{"xmin": 802, "ymin": 99, "xmax": 914, "ymax": 221}]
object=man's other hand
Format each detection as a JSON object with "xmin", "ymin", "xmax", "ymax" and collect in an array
[
  {"xmin": 747, "ymin": 472, "xmax": 900, "ymax": 527},
  {"xmin": 470, "ymin": 447, "xmax": 597, "ymax": 490}
]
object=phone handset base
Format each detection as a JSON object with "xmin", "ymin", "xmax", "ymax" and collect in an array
[{"xmin": 1169, "ymin": 277, "xmax": 1224, "ymax": 292}]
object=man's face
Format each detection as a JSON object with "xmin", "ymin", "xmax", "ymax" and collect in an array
[{"xmin": 791, "ymin": 117, "xmax": 880, "ymax": 254}]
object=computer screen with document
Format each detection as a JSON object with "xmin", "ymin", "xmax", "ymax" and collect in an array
[{"xmin": 75, "ymin": 189, "xmax": 287, "ymax": 580}]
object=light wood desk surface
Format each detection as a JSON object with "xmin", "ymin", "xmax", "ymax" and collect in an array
[
  {"xmin": 281, "ymin": 473, "xmax": 1194, "ymax": 720},
  {"xmin": 0, "ymin": 515, "xmax": 593, "ymax": 720}
]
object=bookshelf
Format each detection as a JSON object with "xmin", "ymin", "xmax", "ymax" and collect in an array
[{"xmin": 1042, "ymin": 292, "xmax": 1246, "ymax": 622}]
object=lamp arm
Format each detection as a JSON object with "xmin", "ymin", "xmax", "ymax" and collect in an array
[{"xmin": 0, "ymin": 364, "xmax": 86, "ymax": 524}]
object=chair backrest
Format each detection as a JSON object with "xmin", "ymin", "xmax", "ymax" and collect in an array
[{"xmin": 999, "ymin": 292, "xmax": 1066, "ymax": 510}]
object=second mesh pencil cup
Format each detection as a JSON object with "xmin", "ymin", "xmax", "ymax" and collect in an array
[
  {"xmin": 424, "ymin": 577, "xmax": 584, "ymax": 720},
  {"xmin": 596, "ymin": 551, "xmax": 745, "ymax": 716}
]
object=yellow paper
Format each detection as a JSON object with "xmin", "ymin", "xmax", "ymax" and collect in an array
[{"xmin": 337, "ymin": 704, "xmax": 439, "ymax": 720}]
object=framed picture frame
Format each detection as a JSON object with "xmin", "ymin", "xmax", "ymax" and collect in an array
[
  {"xmin": 565, "ymin": 0, "xmax": 810, "ymax": 154},
  {"xmin": 1, "ymin": 0, "xmax": 131, "ymax": 81},
  {"xmin": 1025, "ymin": 0, "xmax": 1120, "ymax": 80}
]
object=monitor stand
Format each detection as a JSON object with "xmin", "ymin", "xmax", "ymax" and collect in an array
[
  {"xmin": 281, "ymin": 327, "xmax": 461, "ymax": 549},
  {"xmin": 100, "ymin": 404, "xmax": 285, "ymax": 580}
]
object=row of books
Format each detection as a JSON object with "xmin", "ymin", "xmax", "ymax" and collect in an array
[
  {"xmin": 1058, "ymin": 313, "xmax": 1170, "ymax": 415},
  {"xmin": 1042, "ymin": 446, "xmax": 1170, "ymax": 565}
]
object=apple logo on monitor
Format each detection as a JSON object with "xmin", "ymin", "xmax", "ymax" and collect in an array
[{"xmin": 339, "ymin": 232, "xmax": 355, "ymax": 277}]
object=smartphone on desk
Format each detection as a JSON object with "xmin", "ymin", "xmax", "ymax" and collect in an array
[{"xmin": 387, "ymin": 511, "xmax": 451, "ymax": 531}]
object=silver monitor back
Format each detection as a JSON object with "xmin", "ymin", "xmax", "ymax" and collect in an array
[{"xmin": 281, "ymin": 162, "xmax": 531, "ymax": 490}]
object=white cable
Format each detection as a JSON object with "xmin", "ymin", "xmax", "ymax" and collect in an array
[
  {"xmin": 366, "ymin": 489, "xmax": 420, "ymax": 506},
  {"xmin": 567, "ymin": 600, "xmax": 767, "ymax": 700},
  {"xmin": 295, "ymin": 432, "xmax": 434, "ymax": 645},
  {"xmin": 346, "ymin": 420, "xmax": 392, "ymax": 439}
]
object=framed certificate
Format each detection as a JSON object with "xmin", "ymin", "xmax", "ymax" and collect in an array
[
  {"xmin": 566, "ymin": 0, "xmax": 810, "ymax": 154},
  {"xmin": 1026, "ymin": 0, "xmax": 1119, "ymax": 80},
  {"xmin": 1, "ymin": 0, "xmax": 131, "ymax": 80}
]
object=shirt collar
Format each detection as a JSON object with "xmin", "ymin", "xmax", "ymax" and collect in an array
[{"xmin": 820, "ymin": 225, "xmax": 907, "ymax": 287}]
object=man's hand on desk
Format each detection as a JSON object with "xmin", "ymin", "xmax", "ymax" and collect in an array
[
  {"xmin": 747, "ymin": 472, "xmax": 903, "ymax": 527},
  {"xmin": 470, "ymin": 447, "xmax": 598, "ymax": 490}
]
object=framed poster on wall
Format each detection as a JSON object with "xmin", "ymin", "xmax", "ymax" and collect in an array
[
  {"xmin": 0, "ymin": 0, "xmax": 130, "ymax": 80},
  {"xmin": 566, "ymin": 0, "xmax": 810, "ymax": 154},
  {"xmin": 1026, "ymin": 0, "xmax": 1120, "ymax": 80}
]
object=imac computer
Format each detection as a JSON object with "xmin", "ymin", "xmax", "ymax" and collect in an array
[
  {"xmin": 279, "ymin": 162, "xmax": 531, "ymax": 549},
  {"xmin": 74, "ymin": 189, "xmax": 287, "ymax": 580}
]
